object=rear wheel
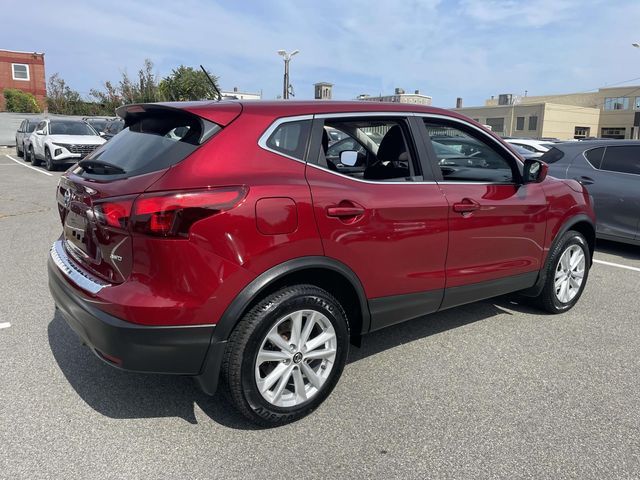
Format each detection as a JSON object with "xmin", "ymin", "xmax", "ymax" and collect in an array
[
  {"xmin": 534, "ymin": 230, "xmax": 590, "ymax": 313},
  {"xmin": 45, "ymin": 148, "xmax": 55, "ymax": 171},
  {"xmin": 221, "ymin": 285, "xmax": 349, "ymax": 426},
  {"xmin": 30, "ymin": 147, "xmax": 39, "ymax": 166}
]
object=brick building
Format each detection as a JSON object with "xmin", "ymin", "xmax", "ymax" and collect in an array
[{"xmin": 0, "ymin": 49, "xmax": 46, "ymax": 111}]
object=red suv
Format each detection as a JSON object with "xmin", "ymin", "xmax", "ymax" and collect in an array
[{"xmin": 49, "ymin": 101, "xmax": 595, "ymax": 425}]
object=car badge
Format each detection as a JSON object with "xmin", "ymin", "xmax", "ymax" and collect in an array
[{"xmin": 63, "ymin": 189, "xmax": 72, "ymax": 208}]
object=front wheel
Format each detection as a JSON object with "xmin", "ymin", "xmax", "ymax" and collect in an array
[
  {"xmin": 45, "ymin": 148, "xmax": 55, "ymax": 171},
  {"xmin": 534, "ymin": 230, "xmax": 590, "ymax": 313},
  {"xmin": 16, "ymin": 143, "xmax": 23, "ymax": 157},
  {"xmin": 30, "ymin": 147, "xmax": 39, "ymax": 166},
  {"xmin": 221, "ymin": 285, "xmax": 350, "ymax": 426}
]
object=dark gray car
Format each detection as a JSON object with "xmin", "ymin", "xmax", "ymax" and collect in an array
[{"xmin": 543, "ymin": 140, "xmax": 640, "ymax": 245}]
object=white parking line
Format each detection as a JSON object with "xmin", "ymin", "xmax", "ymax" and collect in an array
[
  {"xmin": 0, "ymin": 322, "xmax": 11, "ymax": 329},
  {"xmin": 593, "ymin": 259, "xmax": 640, "ymax": 273},
  {"xmin": 4, "ymin": 154, "xmax": 53, "ymax": 176}
]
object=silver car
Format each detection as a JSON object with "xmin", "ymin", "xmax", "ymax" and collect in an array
[
  {"xmin": 544, "ymin": 140, "xmax": 640, "ymax": 245},
  {"xmin": 15, "ymin": 117, "xmax": 43, "ymax": 158}
]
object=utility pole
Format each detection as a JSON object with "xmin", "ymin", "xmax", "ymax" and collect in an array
[{"xmin": 277, "ymin": 49, "xmax": 299, "ymax": 99}]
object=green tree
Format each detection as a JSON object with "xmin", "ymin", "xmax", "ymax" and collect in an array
[
  {"xmin": 159, "ymin": 65, "xmax": 219, "ymax": 101},
  {"xmin": 46, "ymin": 73, "xmax": 84, "ymax": 114},
  {"xmin": 119, "ymin": 58, "xmax": 160, "ymax": 104},
  {"xmin": 3, "ymin": 89, "xmax": 41, "ymax": 113},
  {"xmin": 89, "ymin": 80, "xmax": 122, "ymax": 115}
]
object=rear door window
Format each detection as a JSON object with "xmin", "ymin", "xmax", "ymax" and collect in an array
[
  {"xmin": 75, "ymin": 109, "xmax": 219, "ymax": 178},
  {"xmin": 601, "ymin": 146, "xmax": 640, "ymax": 175}
]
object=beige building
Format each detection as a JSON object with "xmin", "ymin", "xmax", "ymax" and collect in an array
[{"xmin": 454, "ymin": 86, "xmax": 640, "ymax": 140}]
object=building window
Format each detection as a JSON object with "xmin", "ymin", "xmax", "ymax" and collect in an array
[
  {"xmin": 485, "ymin": 117, "xmax": 505, "ymax": 134},
  {"xmin": 528, "ymin": 116, "xmax": 538, "ymax": 131},
  {"xmin": 516, "ymin": 117, "xmax": 525, "ymax": 131},
  {"xmin": 604, "ymin": 97, "xmax": 629, "ymax": 110},
  {"xmin": 12, "ymin": 63, "xmax": 30, "ymax": 81},
  {"xmin": 601, "ymin": 127, "xmax": 626, "ymax": 139},
  {"xmin": 574, "ymin": 126, "xmax": 590, "ymax": 139}
]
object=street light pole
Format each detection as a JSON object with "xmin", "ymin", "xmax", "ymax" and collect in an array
[{"xmin": 277, "ymin": 49, "xmax": 299, "ymax": 99}]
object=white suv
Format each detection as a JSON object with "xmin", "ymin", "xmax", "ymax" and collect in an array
[{"xmin": 28, "ymin": 119, "xmax": 106, "ymax": 171}]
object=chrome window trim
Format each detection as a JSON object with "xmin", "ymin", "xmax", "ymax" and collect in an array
[
  {"xmin": 258, "ymin": 111, "xmax": 523, "ymax": 186},
  {"xmin": 50, "ymin": 240, "xmax": 110, "ymax": 295},
  {"xmin": 257, "ymin": 114, "xmax": 314, "ymax": 165}
]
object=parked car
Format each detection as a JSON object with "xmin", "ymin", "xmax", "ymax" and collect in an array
[
  {"xmin": 48, "ymin": 101, "xmax": 595, "ymax": 426},
  {"xmin": 83, "ymin": 117, "xmax": 114, "ymax": 135},
  {"xmin": 511, "ymin": 144, "xmax": 543, "ymax": 160},
  {"xmin": 543, "ymin": 140, "xmax": 640, "ymax": 245},
  {"xmin": 15, "ymin": 117, "xmax": 43, "ymax": 158},
  {"xmin": 100, "ymin": 118, "xmax": 125, "ymax": 140},
  {"xmin": 27, "ymin": 119, "xmax": 106, "ymax": 171},
  {"xmin": 505, "ymin": 138, "xmax": 555, "ymax": 153}
]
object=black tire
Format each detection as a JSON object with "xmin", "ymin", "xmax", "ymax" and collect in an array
[
  {"xmin": 23, "ymin": 143, "xmax": 30, "ymax": 161},
  {"xmin": 16, "ymin": 143, "xmax": 23, "ymax": 157},
  {"xmin": 45, "ymin": 148, "xmax": 55, "ymax": 171},
  {"xmin": 30, "ymin": 147, "xmax": 39, "ymax": 166},
  {"xmin": 221, "ymin": 285, "xmax": 350, "ymax": 427},
  {"xmin": 534, "ymin": 230, "xmax": 590, "ymax": 314}
]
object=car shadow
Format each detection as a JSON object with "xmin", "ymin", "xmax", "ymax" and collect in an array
[
  {"xmin": 48, "ymin": 294, "xmax": 539, "ymax": 430},
  {"xmin": 595, "ymin": 239, "xmax": 640, "ymax": 261}
]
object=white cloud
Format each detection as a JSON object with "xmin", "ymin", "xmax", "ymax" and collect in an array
[{"xmin": 1, "ymin": 0, "xmax": 638, "ymax": 107}]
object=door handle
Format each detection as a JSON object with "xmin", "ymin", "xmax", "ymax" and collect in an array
[
  {"xmin": 453, "ymin": 198, "xmax": 480, "ymax": 213},
  {"xmin": 326, "ymin": 205, "xmax": 365, "ymax": 217},
  {"xmin": 575, "ymin": 176, "xmax": 594, "ymax": 186}
]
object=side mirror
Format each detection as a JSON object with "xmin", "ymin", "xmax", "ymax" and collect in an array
[
  {"xmin": 35, "ymin": 129, "xmax": 44, "ymax": 135},
  {"xmin": 99, "ymin": 132, "xmax": 107, "ymax": 137},
  {"xmin": 339, "ymin": 150, "xmax": 358, "ymax": 167},
  {"xmin": 523, "ymin": 159, "xmax": 548, "ymax": 183}
]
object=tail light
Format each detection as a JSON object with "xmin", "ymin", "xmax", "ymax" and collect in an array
[{"xmin": 92, "ymin": 186, "xmax": 248, "ymax": 238}]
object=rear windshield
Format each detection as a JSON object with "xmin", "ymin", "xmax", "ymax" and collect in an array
[
  {"xmin": 76, "ymin": 110, "xmax": 219, "ymax": 178},
  {"xmin": 540, "ymin": 147, "xmax": 565, "ymax": 164}
]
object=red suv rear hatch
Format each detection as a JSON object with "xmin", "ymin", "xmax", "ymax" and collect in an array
[{"xmin": 56, "ymin": 102, "xmax": 241, "ymax": 285}]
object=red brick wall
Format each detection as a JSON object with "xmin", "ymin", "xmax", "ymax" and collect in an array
[{"xmin": 0, "ymin": 50, "xmax": 46, "ymax": 111}]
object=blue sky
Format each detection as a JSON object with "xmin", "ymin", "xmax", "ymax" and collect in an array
[{"xmin": 2, "ymin": 0, "xmax": 639, "ymax": 107}]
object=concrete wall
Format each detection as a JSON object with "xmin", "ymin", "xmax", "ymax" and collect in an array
[
  {"xmin": 454, "ymin": 103, "xmax": 545, "ymax": 137},
  {"xmin": 0, "ymin": 112, "xmax": 87, "ymax": 146}
]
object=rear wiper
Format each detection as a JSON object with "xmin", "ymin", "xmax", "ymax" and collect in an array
[{"xmin": 78, "ymin": 159, "xmax": 125, "ymax": 174}]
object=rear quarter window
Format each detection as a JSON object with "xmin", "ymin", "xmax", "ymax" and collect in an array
[
  {"xmin": 540, "ymin": 147, "xmax": 565, "ymax": 164},
  {"xmin": 583, "ymin": 147, "xmax": 605, "ymax": 169},
  {"xmin": 265, "ymin": 120, "xmax": 311, "ymax": 161}
]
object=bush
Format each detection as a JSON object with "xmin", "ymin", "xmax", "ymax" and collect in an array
[{"xmin": 3, "ymin": 88, "xmax": 41, "ymax": 113}]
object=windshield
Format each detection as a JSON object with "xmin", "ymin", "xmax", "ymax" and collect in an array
[{"xmin": 49, "ymin": 121, "xmax": 97, "ymax": 136}]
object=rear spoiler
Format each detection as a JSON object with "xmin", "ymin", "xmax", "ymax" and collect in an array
[{"xmin": 116, "ymin": 101, "xmax": 242, "ymax": 127}]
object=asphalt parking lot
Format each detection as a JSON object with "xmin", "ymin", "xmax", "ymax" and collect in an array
[{"xmin": 1, "ymin": 145, "xmax": 639, "ymax": 479}]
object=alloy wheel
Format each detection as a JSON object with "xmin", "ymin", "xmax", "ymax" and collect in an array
[
  {"xmin": 554, "ymin": 244, "xmax": 585, "ymax": 303},
  {"xmin": 255, "ymin": 309, "xmax": 337, "ymax": 407}
]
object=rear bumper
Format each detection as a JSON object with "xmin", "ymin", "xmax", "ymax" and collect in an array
[{"xmin": 48, "ymin": 254, "xmax": 216, "ymax": 376}]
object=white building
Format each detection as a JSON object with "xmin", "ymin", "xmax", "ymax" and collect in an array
[{"xmin": 221, "ymin": 87, "xmax": 261, "ymax": 100}]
